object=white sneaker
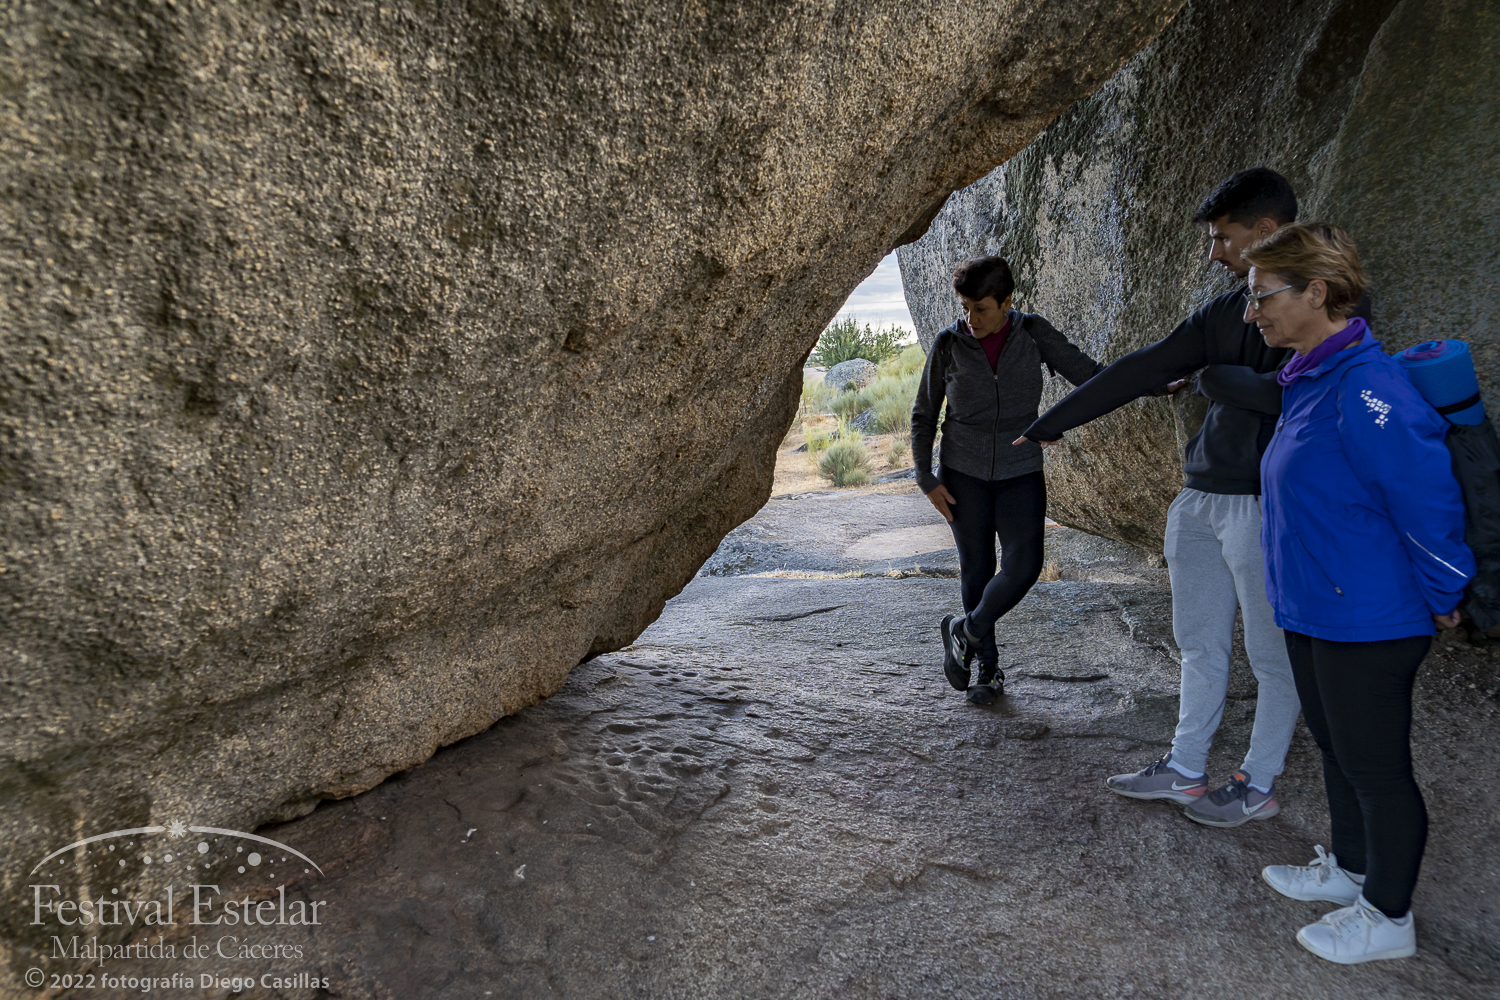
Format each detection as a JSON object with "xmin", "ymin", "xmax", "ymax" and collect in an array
[
  {"xmin": 1296, "ymin": 894, "xmax": 1417, "ymax": 964},
  {"xmin": 1262, "ymin": 845, "xmax": 1363, "ymax": 903}
]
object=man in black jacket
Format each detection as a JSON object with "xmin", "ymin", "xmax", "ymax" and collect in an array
[{"xmin": 1018, "ymin": 168, "xmax": 1315, "ymax": 828}]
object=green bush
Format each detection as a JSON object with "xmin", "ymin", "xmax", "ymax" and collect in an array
[
  {"xmin": 805, "ymin": 340, "xmax": 927, "ymax": 449},
  {"xmin": 831, "ymin": 387, "xmax": 872, "ymax": 420},
  {"xmin": 818, "ymin": 438, "xmax": 871, "ymax": 487},
  {"xmin": 817, "ymin": 343, "xmax": 925, "ymax": 426},
  {"xmin": 885, "ymin": 437, "xmax": 909, "ymax": 465},
  {"xmin": 869, "ymin": 370, "xmax": 917, "ymax": 400},
  {"xmin": 800, "ymin": 376, "xmax": 835, "ymax": 416},
  {"xmin": 873, "ymin": 392, "xmax": 912, "ymax": 434},
  {"xmin": 884, "ymin": 343, "xmax": 926, "ymax": 378},
  {"xmin": 810, "ymin": 317, "xmax": 909, "ymax": 368},
  {"xmin": 804, "ymin": 422, "xmax": 833, "ymax": 453}
]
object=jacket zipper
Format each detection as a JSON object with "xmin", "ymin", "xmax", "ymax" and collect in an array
[
  {"xmin": 991, "ymin": 350, "xmax": 1001, "ymax": 480},
  {"xmin": 989, "ymin": 313, "xmax": 1011, "ymax": 479}
]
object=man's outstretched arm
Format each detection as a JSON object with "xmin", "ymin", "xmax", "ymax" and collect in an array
[{"xmin": 1020, "ymin": 315, "xmax": 1210, "ymax": 442}]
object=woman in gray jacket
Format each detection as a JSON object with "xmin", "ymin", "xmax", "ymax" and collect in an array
[{"xmin": 912, "ymin": 256, "xmax": 1103, "ymax": 704}]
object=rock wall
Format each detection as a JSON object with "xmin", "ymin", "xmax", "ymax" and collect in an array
[
  {"xmin": 898, "ymin": 0, "xmax": 1499, "ymax": 548},
  {"xmin": 0, "ymin": 0, "xmax": 1186, "ymax": 964}
]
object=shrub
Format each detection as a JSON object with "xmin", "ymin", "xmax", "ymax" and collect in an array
[
  {"xmin": 810, "ymin": 317, "xmax": 910, "ymax": 368},
  {"xmin": 818, "ymin": 438, "xmax": 871, "ymax": 487},
  {"xmin": 885, "ymin": 437, "xmax": 909, "ymax": 465},
  {"xmin": 800, "ymin": 376, "xmax": 835, "ymax": 416},
  {"xmin": 869, "ymin": 371, "xmax": 912, "ymax": 397},
  {"xmin": 883, "ymin": 343, "xmax": 926, "ymax": 378},
  {"xmin": 872, "ymin": 394, "xmax": 909, "ymax": 434},
  {"xmin": 813, "ymin": 340, "xmax": 924, "ymax": 435},
  {"xmin": 804, "ymin": 422, "xmax": 833, "ymax": 454},
  {"xmin": 831, "ymin": 387, "xmax": 872, "ymax": 420}
]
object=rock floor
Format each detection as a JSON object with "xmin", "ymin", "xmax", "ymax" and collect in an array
[{"xmin": 76, "ymin": 490, "xmax": 1500, "ymax": 1000}]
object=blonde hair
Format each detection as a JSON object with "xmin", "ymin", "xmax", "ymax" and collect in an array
[{"xmin": 1241, "ymin": 223, "xmax": 1367, "ymax": 319}]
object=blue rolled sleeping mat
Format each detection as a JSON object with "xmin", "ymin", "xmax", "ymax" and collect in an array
[{"xmin": 1395, "ymin": 340, "xmax": 1500, "ymax": 632}]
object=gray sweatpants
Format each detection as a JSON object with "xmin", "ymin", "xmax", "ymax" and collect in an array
[{"xmin": 1162, "ymin": 488, "xmax": 1300, "ymax": 781}]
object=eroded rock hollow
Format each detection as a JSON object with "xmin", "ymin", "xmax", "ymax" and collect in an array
[
  {"xmin": 899, "ymin": 0, "xmax": 1499, "ymax": 548},
  {"xmin": 0, "ymin": 0, "xmax": 1186, "ymax": 960}
]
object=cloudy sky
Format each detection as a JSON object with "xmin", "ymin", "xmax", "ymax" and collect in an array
[{"xmin": 830, "ymin": 251, "xmax": 915, "ymax": 336}]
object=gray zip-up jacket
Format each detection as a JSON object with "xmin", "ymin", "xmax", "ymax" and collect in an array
[{"xmin": 912, "ymin": 311, "xmax": 1103, "ymax": 494}]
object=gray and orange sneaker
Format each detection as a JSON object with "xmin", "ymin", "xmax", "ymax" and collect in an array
[
  {"xmin": 1184, "ymin": 770, "xmax": 1280, "ymax": 828},
  {"xmin": 1105, "ymin": 752, "xmax": 1209, "ymax": 804}
]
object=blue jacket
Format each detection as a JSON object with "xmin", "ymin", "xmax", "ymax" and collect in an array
[{"xmin": 1260, "ymin": 327, "xmax": 1475, "ymax": 641}]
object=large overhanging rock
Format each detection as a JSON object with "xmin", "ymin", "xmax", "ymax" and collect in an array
[
  {"xmin": 899, "ymin": 0, "xmax": 1499, "ymax": 549},
  {"xmin": 0, "ymin": 0, "xmax": 1185, "ymax": 963}
]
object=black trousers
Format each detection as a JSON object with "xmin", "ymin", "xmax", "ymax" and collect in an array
[
  {"xmin": 939, "ymin": 466, "xmax": 1047, "ymax": 664},
  {"xmin": 1284, "ymin": 630, "xmax": 1432, "ymax": 917}
]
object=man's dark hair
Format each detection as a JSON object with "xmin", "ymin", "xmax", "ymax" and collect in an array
[
  {"xmin": 952, "ymin": 256, "xmax": 1015, "ymax": 304},
  {"xmin": 1192, "ymin": 167, "xmax": 1298, "ymax": 227}
]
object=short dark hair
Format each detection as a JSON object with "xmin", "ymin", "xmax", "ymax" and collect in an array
[
  {"xmin": 1192, "ymin": 167, "xmax": 1297, "ymax": 227},
  {"xmin": 952, "ymin": 256, "xmax": 1014, "ymax": 304}
]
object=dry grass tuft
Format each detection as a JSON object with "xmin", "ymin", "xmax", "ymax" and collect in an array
[{"xmin": 818, "ymin": 438, "xmax": 871, "ymax": 487}]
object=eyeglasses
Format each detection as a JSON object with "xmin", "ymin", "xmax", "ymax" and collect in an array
[{"xmin": 1247, "ymin": 284, "xmax": 1295, "ymax": 311}]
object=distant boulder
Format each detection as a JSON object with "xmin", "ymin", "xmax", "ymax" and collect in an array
[{"xmin": 825, "ymin": 358, "xmax": 879, "ymax": 393}]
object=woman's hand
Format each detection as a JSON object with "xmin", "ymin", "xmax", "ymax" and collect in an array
[
  {"xmin": 1433, "ymin": 609, "xmax": 1461, "ymax": 630},
  {"xmin": 925, "ymin": 484, "xmax": 957, "ymax": 523},
  {"xmin": 1012, "ymin": 434, "xmax": 1058, "ymax": 449}
]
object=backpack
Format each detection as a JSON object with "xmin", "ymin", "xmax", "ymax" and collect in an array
[{"xmin": 1396, "ymin": 341, "xmax": 1500, "ymax": 633}]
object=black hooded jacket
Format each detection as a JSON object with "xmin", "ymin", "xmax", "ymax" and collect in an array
[{"xmin": 912, "ymin": 310, "xmax": 1102, "ymax": 494}]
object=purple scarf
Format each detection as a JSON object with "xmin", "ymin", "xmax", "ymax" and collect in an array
[{"xmin": 1277, "ymin": 317, "xmax": 1367, "ymax": 386}]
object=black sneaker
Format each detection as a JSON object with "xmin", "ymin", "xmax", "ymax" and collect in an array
[
  {"xmin": 966, "ymin": 662, "xmax": 1003, "ymax": 705},
  {"xmin": 940, "ymin": 614, "xmax": 972, "ymax": 691}
]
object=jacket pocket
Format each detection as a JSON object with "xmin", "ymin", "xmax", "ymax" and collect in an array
[{"xmin": 1292, "ymin": 532, "xmax": 1344, "ymax": 597}]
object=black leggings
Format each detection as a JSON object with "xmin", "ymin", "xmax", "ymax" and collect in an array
[
  {"xmin": 1284, "ymin": 630, "xmax": 1432, "ymax": 917},
  {"xmin": 939, "ymin": 466, "xmax": 1047, "ymax": 664}
]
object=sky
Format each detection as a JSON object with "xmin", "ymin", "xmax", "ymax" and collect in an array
[{"xmin": 830, "ymin": 251, "xmax": 915, "ymax": 337}]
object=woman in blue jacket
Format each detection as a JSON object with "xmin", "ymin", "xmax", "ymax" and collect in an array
[{"xmin": 1244, "ymin": 224, "xmax": 1474, "ymax": 965}]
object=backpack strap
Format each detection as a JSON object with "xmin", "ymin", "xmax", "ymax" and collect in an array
[
  {"xmin": 1438, "ymin": 393, "xmax": 1483, "ymax": 416},
  {"xmin": 1017, "ymin": 314, "xmax": 1056, "ymax": 377}
]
